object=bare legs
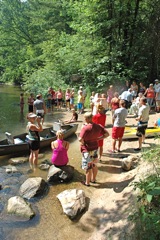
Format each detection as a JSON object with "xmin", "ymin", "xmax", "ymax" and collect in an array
[
  {"xmin": 29, "ymin": 149, "xmax": 39, "ymax": 171},
  {"xmin": 112, "ymin": 137, "xmax": 123, "ymax": 151},
  {"xmin": 85, "ymin": 164, "xmax": 98, "ymax": 185},
  {"xmin": 99, "ymin": 146, "xmax": 103, "ymax": 160}
]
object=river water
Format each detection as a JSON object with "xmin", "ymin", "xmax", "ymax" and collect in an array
[{"xmin": 0, "ymin": 85, "xmax": 96, "ymax": 240}]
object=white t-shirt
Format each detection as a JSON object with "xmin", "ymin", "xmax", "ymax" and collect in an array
[
  {"xmin": 154, "ymin": 83, "xmax": 160, "ymax": 93},
  {"xmin": 138, "ymin": 105, "xmax": 150, "ymax": 122},
  {"xmin": 113, "ymin": 107, "xmax": 128, "ymax": 127}
]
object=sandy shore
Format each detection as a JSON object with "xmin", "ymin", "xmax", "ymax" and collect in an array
[{"xmin": 54, "ymin": 108, "xmax": 159, "ymax": 240}]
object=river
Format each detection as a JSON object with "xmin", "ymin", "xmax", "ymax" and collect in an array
[{"xmin": 0, "ymin": 85, "xmax": 94, "ymax": 240}]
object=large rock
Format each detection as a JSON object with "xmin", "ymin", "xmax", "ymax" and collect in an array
[
  {"xmin": 47, "ymin": 165, "xmax": 74, "ymax": 183},
  {"xmin": 19, "ymin": 177, "xmax": 46, "ymax": 199},
  {"xmin": 57, "ymin": 189, "xmax": 86, "ymax": 219},
  {"xmin": 122, "ymin": 157, "xmax": 132, "ymax": 171},
  {"xmin": 39, "ymin": 163, "xmax": 50, "ymax": 171},
  {"xmin": 5, "ymin": 165, "xmax": 18, "ymax": 173},
  {"xmin": 9, "ymin": 157, "xmax": 28, "ymax": 165},
  {"xmin": 7, "ymin": 196, "xmax": 35, "ymax": 220}
]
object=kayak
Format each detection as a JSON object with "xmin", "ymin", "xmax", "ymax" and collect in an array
[{"xmin": 123, "ymin": 126, "xmax": 160, "ymax": 139}]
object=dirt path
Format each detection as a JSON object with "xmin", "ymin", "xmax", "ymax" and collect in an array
[{"xmin": 45, "ymin": 108, "xmax": 159, "ymax": 240}]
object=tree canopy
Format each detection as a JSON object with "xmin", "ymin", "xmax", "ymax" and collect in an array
[{"xmin": 0, "ymin": 0, "xmax": 160, "ymax": 92}]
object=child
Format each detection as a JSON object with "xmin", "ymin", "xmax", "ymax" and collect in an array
[
  {"xmin": 64, "ymin": 109, "xmax": 78, "ymax": 124},
  {"xmin": 77, "ymin": 91, "xmax": 84, "ymax": 114}
]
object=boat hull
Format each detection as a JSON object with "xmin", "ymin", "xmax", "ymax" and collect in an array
[{"xmin": 0, "ymin": 124, "xmax": 78, "ymax": 156}]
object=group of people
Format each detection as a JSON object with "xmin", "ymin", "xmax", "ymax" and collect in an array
[{"xmin": 25, "ymin": 79, "xmax": 160, "ymax": 186}]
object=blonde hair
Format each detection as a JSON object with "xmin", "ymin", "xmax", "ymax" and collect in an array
[
  {"xmin": 84, "ymin": 112, "xmax": 93, "ymax": 120},
  {"xmin": 56, "ymin": 130, "xmax": 64, "ymax": 139}
]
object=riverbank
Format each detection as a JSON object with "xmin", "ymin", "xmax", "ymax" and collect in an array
[
  {"xmin": 0, "ymin": 107, "xmax": 159, "ymax": 240},
  {"xmin": 56, "ymin": 108, "xmax": 159, "ymax": 240}
]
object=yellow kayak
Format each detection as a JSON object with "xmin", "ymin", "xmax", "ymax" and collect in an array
[{"xmin": 123, "ymin": 126, "xmax": 160, "ymax": 139}]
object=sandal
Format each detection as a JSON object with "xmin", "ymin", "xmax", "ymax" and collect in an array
[
  {"xmin": 81, "ymin": 181, "xmax": 90, "ymax": 187},
  {"xmin": 90, "ymin": 180, "xmax": 96, "ymax": 183}
]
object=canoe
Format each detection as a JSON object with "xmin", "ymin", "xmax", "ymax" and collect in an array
[
  {"xmin": 123, "ymin": 126, "xmax": 160, "ymax": 139},
  {"xmin": 0, "ymin": 124, "xmax": 78, "ymax": 156}
]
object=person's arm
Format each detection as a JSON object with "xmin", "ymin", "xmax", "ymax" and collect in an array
[
  {"xmin": 98, "ymin": 128, "xmax": 109, "ymax": 140},
  {"xmin": 30, "ymin": 118, "xmax": 43, "ymax": 132},
  {"xmin": 79, "ymin": 136, "xmax": 84, "ymax": 145},
  {"xmin": 64, "ymin": 141, "xmax": 69, "ymax": 150},
  {"xmin": 144, "ymin": 89, "xmax": 148, "ymax": 96},
  {"xmin": 51, "ymin": 140, "xmax": 58, "ymax": 149}
]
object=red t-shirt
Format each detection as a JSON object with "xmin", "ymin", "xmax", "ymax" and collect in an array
[
  {"xmin": 92, "ymin": 113, "xmax": 106, "ymax": 127},
  {"xmin": 79, "ymin": 123, "xmax": 106, "ymax": 152}
]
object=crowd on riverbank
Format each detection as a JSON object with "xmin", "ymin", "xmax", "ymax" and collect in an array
[{"xmin": 20, "ymin": 79, "xmax": 160, "ymax": 187}]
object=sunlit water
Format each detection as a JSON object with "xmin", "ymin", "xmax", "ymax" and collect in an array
[{"xmin": 0, "ymin": 85, "xmax": 95, "ymax": 240}]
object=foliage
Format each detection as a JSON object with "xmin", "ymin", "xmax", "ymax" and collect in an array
[
  {"xmin": 130, "ymin": 145, "xmax": 160, "ymax": 239},
  {"xmin": 0, "ymin": 0, "xmax": 160, "ymax": 92},
  {"xmin": 23, "ymin": 67, "xmax": 68, "ymax": 98}
]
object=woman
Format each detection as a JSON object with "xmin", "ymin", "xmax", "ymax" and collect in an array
[
  {"xmin": 26, "ymin": 112, "xmax": 43, "ymax": 171},
  {"xmin": 51, "ymin": 130, "xmax": 69, "ymax": 166},
  {"xmin": 92, "ymin": 93, "xmax": 101, "ymax": 115},
  {"xmin": 139, "ymin": 82, "xmax": 146, "ymax": 95},
  {"xmin": 90, "ymin": 91, "xmax": 95, "ymax": 111},
  {"xmin": 111, "ymin": 92, "xmax": 120, "ymax": 116},
  {"xmin": 130, "ymin": 81, "xmax": 138, "ymax": 99},
  {"xmin": 107, "ymin": 85, "xmax": 114, "ymax": 110},
  {"xmin": 144, "ymin": 84, "xmax": 155, "ymax": 109},
  {"xmin": 57, "ymin": 88, "xmax": 63, "ymax": 110},
  {"xmin": 28, "ymin": 93, "xmax": 35, "ymax": 113},
  {"xmin": 65, "ymin": 88, "xmax": 71, "ymax": 111}
]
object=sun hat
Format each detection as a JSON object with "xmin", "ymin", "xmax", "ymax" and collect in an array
[
  {"xmin": 155, "ymin": 79, "xmax": 159, "ymax": 82},
  {"xmin": 27, "ymin": 113, "xmax": 37, "ymax": 118}
]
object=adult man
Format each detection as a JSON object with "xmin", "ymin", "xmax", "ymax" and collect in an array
[
  {"xmin": 153, "ymin": 79, "xmax": 160, "ymax": 93},
  {"xmin": 110, "ymin": 100, "xmax": 128, "ymax": 153},
  {"xmin": 134, "ymin": 97, "xmax": 150, "ymax": 151},
  {"xmin": 154, "ymin": 80, "xmax": 160, "ymax": 112},
  {"xmin": 33, "ymin": 94, "xmax": 46, "ymax": 125},
  {"xmin": 79, "ymin": 112, "xmax": 109, "ymax": 186},
  {"xmin": 120, "ymin": 88, "xmax": 133, "ymax": 109}
]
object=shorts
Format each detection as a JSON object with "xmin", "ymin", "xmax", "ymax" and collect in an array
[
  {"xmin": 37, "ymin": 112, "xmax": 44, "ymax": 118},
  {"xmin": 82, "ymin": 150, "xmax": 98, "ymax": 170},
  {"xmin": 112, "ymin": 127, "xmax": 125, "ymax": 139},
  {"xmin": 77, "ymin": 103, "xmax": 83, "ymax": 110},
  {"xmin": 66, "ymin": 99, "xmax": 70, "ymax": 102},
  {"xmin": 47, "ymin": 99, "xmax": 51, "ymax": 109},
  {"xmin": 147, "ymin": 98, "xmax": 154, "ymax": 107},
  {"xmin": 28, "ymin": 140, "xmax": 40, "ymax": 151},
  {"xmin": 51, "ymin": 99, "xmax": 56, "ymax": 105},
  {"xmin": 36, "ymin": 110, "xmax": 44, "ymax": 118},
  {"xmin": 70, "ymin": 98, "xmax": 74, "ymax": 104},
  {"xmin": 28, "ymin": 105, "xmax": 33, "ymax": 113},
  {"xmin": 57, "ymin": 98, "xmax": 62, "ymax": 102},
  {"xmin": 98, "ymin": 139, "xmax": 104, "ymax": 147},
  {"xmin": 136, "ymin": 125, "xmax": 147, "ymax": 137}
]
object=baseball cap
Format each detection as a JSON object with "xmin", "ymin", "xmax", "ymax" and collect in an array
[
  {"xmin": 155, "ymin": 79, "xmax": 159, "ymax": 82},
  {"xmin": 27, "ymin": 113, "xmax": 37, "ymax": 118}
]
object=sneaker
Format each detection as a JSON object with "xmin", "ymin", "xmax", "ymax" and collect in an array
[{"xmin": 134, "ymin": 148, "xmax": 141, "ymax": 151}]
